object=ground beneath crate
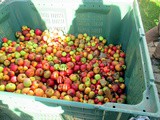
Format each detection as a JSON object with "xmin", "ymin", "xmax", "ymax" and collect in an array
[{"xmin": 148, "ymin": 42, "xmax": 160, "ymax": 100}]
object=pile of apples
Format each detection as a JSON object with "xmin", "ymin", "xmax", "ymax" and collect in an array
[{"xmin": 0, "ymin": 26, "xmax": 126, "ymax": 104}]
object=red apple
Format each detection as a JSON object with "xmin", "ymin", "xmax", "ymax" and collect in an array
[
  {"xmin": 57, "ymin": 76, "xmax": 64, "ymax": 84},
  {"xmin": 67, "ymin": 88, "xmax": 76, "ymax": 97},
  {"xmin": 71, "ymin": 82, "xmax": 79, "ymax": 91},
  {"xmin": 63, "ymin": 83, "xmax": 71, "ymax": 92},
  {"xmin": 66, "ymin": 69, "xmax": 73, "ymax": 76},
  {"xmin": 66, "ymin": 62, "xmax": 74, "ymax": 69},
  {"xmin": 50, "ymin": 71, "xmax": 59, "ymax": 80},
  {"xmin": 35, "ymin": 68, "xmax": 44, "ymax": 76},
  {"xmin": 80, "ymin": 64, "xmax": 87, "ymax": 72},
  {"xmin": 112, "ymin": 84, "xmax": 119, "ymax": 92},
  {"xmin": 64, "ymin": 77, "xmax": 72, "ymax": 85},
  {"xmin": 42, "ymin": 62, "xmax": 50, "ymax": 70},
  {"xmin": 28, "ymin": 53, "xmax": 35, "ymax": 61},
  {"xmin": 35, "ymin": 29, "xmax": 42, "ymax": 36},
  {"xmin": 73, "ymin": 65, "xmax": 80, "ymax": 72},
  {"xmin": 10, "ymin": 76, "xmax": 17, "ymax": 83},
  {"xmin": 35, "ymin": 54, "xmax": 42, "ymax": 62},
  {"xmin": 47, "ymin": 79, "xmax": 54, "ymax": 86},
  {"xmin": 9, "ymin": 64, "xmax": 18, "ymax": 72}
]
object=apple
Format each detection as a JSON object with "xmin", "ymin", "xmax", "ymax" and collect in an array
[
  {"xmin": 62, "ymin": 83, "xmax": 71, "ymax": 92},
  {"xmin": 94, "ymin": 74, "xmax": 101, "ymax": 80},
  {"xmin": 23, "ymin": 78, "xmax": 32, "ymax": 87},
  {"xmin": 6, "ymin": 83, "xmax": 16, "ymax": 92},
  {"xmin": 58, "ymin": 84, "xmax": 63, "ymax": 92},
  {"xmin": 0, "ymin": 66, "xmax": 4, "ymax": 72},
  {"xmin": 78, "ymin": 84, "xmax": 85, "ymax": 91},
  {"xmin": 17, "ymin": 74, "xmax": 27, "ymax": 82},
  {"xmin": 20, "ymin": 50, "xmax": 26, "ymax": 56},
  {"xmin": 25, "ymin": 68, "xmax": 35, "ymax": 77},
  {"xmin": 43, "ymin": 70, "xmax": 51, "ymax": 79},
  {"xmin": 2, "ymin": 37, "xmax": 8, "ymax": 43},
  {"xmin": 47, "ymin": 79, "xmax": 54, "ymax": 86},
  {"xmin": 89, "ymin": 91, "xmax": 95, "ymax": 99},
  {"xmin": 53, "ymin": 90, "xmax": 61, "ymax": 98},
  {"xmin": 10, "ymin": 76, "xmax": 17, "ymax": 83},
  {"xmin": 80, "ymin": 64, "xmax": 87, "ymax": 72},
  {"xmin": 67, "ymin": 88, "xmax": 76, "ymax": 97},
  {"xmin": 28, "ymin": 53, "xmax": 35, "ymax": 61},
  {"xmin": 87, "ymin": 54, "xmax": 93, "ymax": 60},
  {"xmin": 63, "ymin": 95, "xmax": 72, "ymax": 101},
  {"xmin": 35, "ymin": 54, "xmax": 42, "ymax": 62},
  {"xmin": 71, "ymin": 83, "xmax": 79, "ymax": 91},
  {"xmin": 35, "ymin": 68, "xmax": 44, "ymax": 76},
  {"xmin": 45, "ymin": 88, "xmax": 54, "ymax": 97},
  {"xmin": 73, "ymin": 96, "xmax": 80, "ymax": 102},
  {"xmin": 84, "ymin": 87, "xmax": 91, "ymax": 94},
  {"xmin": 112, "ymin": 84, "xmax": 119, "ymax": 92},
  {"xmin": 57, "ymin": 76, "xmax": 64, "ymax": 84},
  {"xmin": 42, "ymin": 62, "xmax": 50, "ymax": 70},
  {"xmin": 34, "ymin": 88, "xmax": 44, "ymax": 97},
  {"xmin": 76, "ymin": 91, "xmax": 83, "ymax": 98},
  {"xmin": 35, "ymin": 28, "xmax": 42, "ymax": 36},
  {"xmin": 0, "ymin": 84, "xmax": 5, "ymax": 91},
  {"xmin": 69, "ymin": 74, "xmax": 79, "ymax": 81}
]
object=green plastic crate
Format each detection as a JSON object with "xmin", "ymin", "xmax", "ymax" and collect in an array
[{"xmin": 0, "ymin": 0, "xmax": 160, "ymax": 119}]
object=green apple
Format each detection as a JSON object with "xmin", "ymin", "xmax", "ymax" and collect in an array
[
  {"xmin": 28, "ymin": 46, "xmax": 33, "ymax": 50},
  {"xmin": 20, "ymin": 50, "xmax": 26, "ymax": 56},
  {"xmin": 42, "ymin": 44, "xmax": 48, "ymax": 48},
  {"xmin": 19, "ymin": 35, "xmax": 25, "ymax": 41},
  {"xmin": 27, "ymin": 41, "xmax": 33, "ymax": 46},
  {"xmin": 15, "ymin": 52, "xmax": 21, "ymax": 58},
  {"xmin": 0, "ymin": 55, "xmax": 7, "ymax": 63},
  {"xmin": 0, "ymin": 85, "xmax": 5, "ymax": 91},
  {"xmin": 41, "ymin": 49, "xmax": 46, "ymax": 54},
  {"xmin": 0, "ymin": 73, "xmax": 4, "ymax": 80},
  {"xmin": 15, "ymin": 44, "xmax": 20, "ymax": 47},
  {"xmin": 2, "ymin": 43, "xmax": 8, "ymax": 47},
  {"xmin": 119, "ymin": 77, "xmax": 124, "ymax": 82},
  {"xmin": 47, "ymin": 55, "xmax": 53, "ymax": 61},
  {"xmin": 87, "ymin": 54, "xmax": 93, "ymax": 60},
  {"xmin": 83, "ymin": 33, "xmax": 87, "ymax": 37},
  {"xmin": 23, "ymin": 78, "xmax": 32, "ymax": 87},
  {"xmin": 31, "ymin": 49, "xmax": 36, "ymax": 53},
  {"xmin": 94, "ymin": 74, "xmax": 101, "ymax": 80},
  {"xmin": 62, "ymin": 52, "xmax": 67, "ymax": 57},
  {"xmin": 86, "ymin": 36, "xmax": 91, "ymax": 41},
  {"xmin": 85, "ymin": 81, "xmax": 91, "ymax": 87},
  {"xmin": 59, "ymin": 64, "xmax": 67, "ymax": 71},
  {"xmin": 7, "ymin": 40, "xmax": 12, "ymax": 45},
  {"xmin": 66, "ymin": 36, "xmax": 71, "ymax": 42},
  {"xmin": 5, "ymin": 83, "xmax": 16, "ymax": 92},
  {"xmin": 30, "ymin": 29, "xmax": 34, "ymax": 33},
  {"xmin": 99, "ymin": 36, "xmax": 104, "ymax": 41},
  {"xmin": 68, "ymin": 41, "xmax": 74, "ymax": 46},
  {"xmin": 33, "ymin": 44, "xmax": 38, "ymax": 48},
  {"xmin": 54, "ymin": 64, "xmax": 60, "ymax": 70},
  {"xmin": 81, "ymin": 57, "xmax": 86, "ymax": 63},
  {"xmin": 0, "ymin": 66, "xmax": 4, "ymax": 72},
  {"xmin": 69, "ymin": 51, "xmax": 74, "ymax": 55},
  {"xmin": 77, "ymin": 48, "xmax": 82, "ymax": 52},
  {"xmin": 30, "ymin": 32, "xmax": 35, "ymax": 37},
  {"xmin": 87, "ymin": 42, "xmax": 91, "ymax": 46},
  {"xmin": 91, "ymin": 42, "xmax": 96, "ymax": 47}
]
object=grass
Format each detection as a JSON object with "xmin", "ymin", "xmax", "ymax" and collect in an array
[{"xmin": 138, "ymin": 0, "xmax": 160, "ymax": 32}]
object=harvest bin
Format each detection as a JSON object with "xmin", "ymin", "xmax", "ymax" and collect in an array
[{"xmin": 0, "ymin": 0, "xmax": 160, "ymax": 120}]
